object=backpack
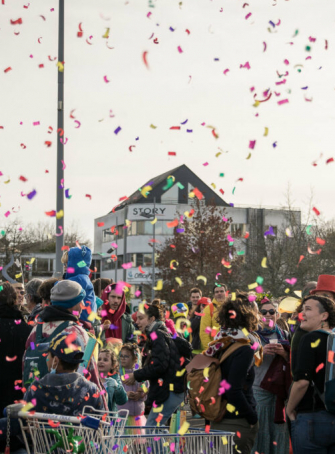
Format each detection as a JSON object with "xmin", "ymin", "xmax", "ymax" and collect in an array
[
  {"xmin": 23, "ymin": 321, "xmax": 71, "ymax": 386},
  {"xmin": 313, "ymin": 330, "xmax": 335, "ymax": 414},
  {"xmin": 185, "ymin": 341, "xmax": 245, "ymax": 421},
  {"xmin": 173, "ymin": 335, "xmax": 193, "ymax": 366}
]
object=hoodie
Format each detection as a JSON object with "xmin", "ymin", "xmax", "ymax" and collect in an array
[
  {"xmin": 24, "ymin": 372, "xmax": 104, "ymax": 415},
  {"xmin": 65, "ymin": 246, "xmax": 96, "ymax": 321}
]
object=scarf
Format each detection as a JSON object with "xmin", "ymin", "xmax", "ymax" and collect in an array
[
  {"xmin": 205, "ymin": 327, "xmax": 251, "ymax": 357},
  {"xmin": 256, "ymin": 325, "xmax": 289, "ymax": 345},
  {"xmin": 101, "ymin": 287, "xmax": 126, "ymax": 339}
]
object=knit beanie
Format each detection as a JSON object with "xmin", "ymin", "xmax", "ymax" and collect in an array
[{"xmin": 51, "ymin": 280, "xmax": 86, "ymax": 309}]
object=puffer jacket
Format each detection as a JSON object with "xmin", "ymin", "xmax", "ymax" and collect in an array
[{"xmin": 133, "ymin": 321, "xmax": 185, "ymax": 406}]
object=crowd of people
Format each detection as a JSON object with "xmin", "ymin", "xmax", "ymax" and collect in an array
[{"xmin": 1, "ymin": 245, "xmax": 335, "ymax": 454}]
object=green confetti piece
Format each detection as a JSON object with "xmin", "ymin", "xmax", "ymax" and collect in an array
[
  {"xmin": 229, "ymin": 242, "xmax": 234, "ymax": 246},
  {"xmin": 306, "ymin": 225, "xmax": 312, "ymax": 235},
  {"xmin": 0, "ymin": 230, "xmax": 5, "ymax": 236},
  {"xmin": 0, "ymin": 286, "xmax": 3, "ymax": 292},
  {"xmin": 77, "ymin": 260, "xmax": 87, "ymax": 268},
  {"xmin": 232, "ymin": 187, "xmax": 236, "ymax": 195},
  {"xmin": 176, "ymin": 182, "xmax": 184, "ymax": 189},
  {"xmin": 305, "ymin": 45, "xmax": 311, "ymax": 51},
  {"xmin": 237, "ymin": 250, "xmax": 245, "ymax": 256},
  {"xmin": 256, "ymin": 276, "xmax": 264, "ymax": 285},
  {"xmin": 294, "ymin": 30, "xmax": 299, "ymax": 36},
  {"xmin": 219, "ymin": 173, "xmax": 224, "ymax": 177}
]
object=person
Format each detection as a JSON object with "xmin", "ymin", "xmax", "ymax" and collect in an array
[
  {"xmin": 187, "ymin": 287, "xmax": 202, "ymax": 315},
  {"xmin": 311, "ymin": 274, "xmax": 335, "ymax": 300},
  {"xmin": 101, "ymin": 283, "xmax": 134, "ymax": 344},
  {"xmin": 62, "ymin": 245, "xmax": 97, "ymax": 322},
  {"xmin": 207, "ymin": 292, "xmax": 262, "ymax": 454},
  {"xmin": 286, "ymin": 295, "xmax": 335, "ymax": 454},
  {"xmin": 23, "ymin": 280, "xmax": 102, "ymax": 390},
  {"xmin": 124, "ymin": 301, "xmax": 186, "ymax": 427},
  {"xmin": 190, "ymin": 296, "xmax": 210, "ymax": 353},
  {"xmin": 98, "ymin": 348, "xmax": 128, "ymax": 411},
  {"xmin": 0, "ymin": 283, "xmax": 32, "ymax": 453},
  {"xmin": 11, "ymin": 282, "xmax": 30, "ymax": 322},
  {"xmin": 171, "ymin": 302, "xmax": 190, "ymax": 339},
  {"xmin": 25, "ymin": 278, "xmax": 43, "ymax": 322},
  {"xmin": 252, "ymin": 298, "xmax": 291, "ymax": 454},
  {"xmin": 93, "ymin": 278, "xmax": 113, "ymax": 299},
  {"xmin": 37, "ymin": 277, "xmax": 58, "ymax": 306},
  {"xmin": 117, "ymin": 343, "xmax": 148, "ymax": 431},
  {"xmin": 200, "ymin": 284, "xmax": 227, "ymax": 350}
]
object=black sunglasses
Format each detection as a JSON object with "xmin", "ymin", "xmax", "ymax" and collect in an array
[{"xmin": 260, "ymin": 309, "xmax": 276, "ymax": 316}]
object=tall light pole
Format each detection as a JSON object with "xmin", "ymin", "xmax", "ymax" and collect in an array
[
  {"xmin": 139, "ymin": 197, "xmax": 156, "ymax": 300},
  {"xmin": 55, "ymin": 0, "xmax": 65, "ymax": 277}
]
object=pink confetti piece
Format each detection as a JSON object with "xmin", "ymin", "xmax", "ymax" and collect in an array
[
  {"xmin": 67, "ymin": 267, "xmax": 75, "ymax": 274},
  {"xmin": 177, "ymin": 46, "xmax": 183, "ymax": 53},
  {"xmin": 240, "ymin": 62, "xmax": 251, "ymax": 69},
  {"xmin": 245, "ymin": 12, "xmax": 252, "ymax": 19},
  {"xmin": 4, "ymin": 211, "xmax": 10, "ymax": 217},
  {"xmin": 251, "ymin": 342, "xmax": 259, "ymax": 351},
  {"xmin": 284, "ymin": 59, "xmax": 289, "ymax": 65},
  {"xmin": 150, "ymin": 332, "xmax": 158, "ymax": 341},
  {"xmin": 277, "ymin": 99, "xmax": 289, "ymax": 105},
  {"xmin": 249, "ymin": 140, "xmax": 256, "ymax": 149},
  {"xmin": 121, "ymin": 262, "xmax": 133, "ymax": 269},
  {"xmin": 33, "ymin": 121, "xmax": 40, "ymax": 126},
  {"xmin": 223, "ymin": 69, "xmax": 230, "ymax": 75},
  {"xmin": 203, "ymin": 162, "xmax": 209, "ymax": 166},
  {"xmin": 104, "ymin": 75, "xmax": 110, "ymax": 83},
  {"xmin": 135, "ymin": 290, "xmax": 141, "ymax": 297},
  {"xmin": 286, "ymin": 278, "xmax": 297, "ymax": 285}
]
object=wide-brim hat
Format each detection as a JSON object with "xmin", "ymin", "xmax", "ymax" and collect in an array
[{"xmin": 310, "ymin": 275, "xmax": 335, "ymax": 295}]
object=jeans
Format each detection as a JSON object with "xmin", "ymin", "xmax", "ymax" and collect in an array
[
  {"xmin": 212, "ymin": 418, "xmax": 259, "ymax": 454},
  {"xmin": 291, "ymin": 411, "xmax": 335, "ymax": 454},
  {"xmin": 146, "ymin": 392, "xmax": 184, "ymax": 427}
]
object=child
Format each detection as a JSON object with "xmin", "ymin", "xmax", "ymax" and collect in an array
[
  {"xmin": 118, "ymin": 344, "xmax": 148, "ymax": 432},
  {"xmin": 62, "ymin": 246, "xmax": 96, "ymax": 322},
  {"xmin": 98, "ymin": 348, "xmax": 128, "ymax": 411}
]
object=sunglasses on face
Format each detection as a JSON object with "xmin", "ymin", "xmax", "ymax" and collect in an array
[
  {"xmin": 260, "ymin": 309, "xmax": 276, "ymax": 316},
  {"xmin": 17, "ymin": 290, "xmax": 25, "ymax": 295}
]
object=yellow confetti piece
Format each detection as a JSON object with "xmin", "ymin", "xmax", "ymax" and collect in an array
[
  {"xmin": 261, "ymin": 257, "xmax": 267, "ymax": 268},
  {"xmin": 153, "ymin": 404, "xmax": 164, "ymax": 413},
  {"xmin": 311, "ymin": 339, "xmax": 321, "ymax": 348},
  {"xmin": 242, "ymin": 328, "xmax": 249, "ymax": 337},
  {"xmin": 20, "ymin": 402, "xmax": 34, "ymax": 413},
  {"xmin": 264, "ymin": 127, "xmax": 269, "ymax": 136},
  {"xmin": 141, "ymin": 185, "xmax": 152, "ymax": 198},
  {"xmin": 87, "ymin": 311, "xmax": 97, "ymax": 322},
  {"xmin": 197, "ymin": 275, "xmax": 207, "ymax": 285},
  {"xmin": 253, "ymin": 100, "xmax": 260, "ymax": 107},
  {"xmin": 176, "ymin": 369, "xmax": 186, "ymax": 377},
  {"xmin": 57, "ymin": 61, "xmax": 64, "ymax": 72},
  {"xmin": 188, "ymin": 191, "xmax": 195, "ymax": 199},
  {"xmin": 248, "ymin": 283, "xmax": 257, "ymax": 290},
  {"xmin": 170, "ymin": 260, "xmax": 178, "ymax": 270},
  {"xmin": 26, "ymin": 258, "xmax": 36, "ymax": 265},
  {"xmin": 56, "ymin": 209, "xmax": 64, "ymax": 219},
  {"xmin": 215, "ymin": 152, "xmax": 222, "ymax": 157},
  {"xmin": 142, "ymin": 384, "xmax": 148, "ymax": 393},
  {"xmin": 163, "ymin": 442, "xmax": 169, "ymax": 447},
  {"xmin": 169, "ymin": 383, "xmax": 174, "ymax": 391},
  {"xmin": 226, "ymin": 403, "xmax": 235, "ymax": 413},
  {"xmin": 153, "ymin": 280, "xmax": 163, "ymax": 291},
  {"xmin": 151, "ymin": 217, "xmax": 157, "ymax": 225},
  {"xmin": 231, "ymin": 292, "xmax": 236, "ymax": 301},
  {"xmin": 246, "ymin": 153, "xmax": 252, "ymax": 160},
  {"xmin": 15, "ymin": 273, "xmax": 22, "ymax": 279},
  {"xmin": 222, "ymin": 436, "xmax": 228, "ymax": 445},
  {"xmin": 150, "ymin": 124, "xmax": 157, "ymax": 129},
  {"xmin": 288, "ymin": 319, "xmax": 297, "ymax": 325},
  {"xmin": 178, "ymin": 421, "xmax": 190, "ymax": 435},
  {"xmin": 4, "ymin": 179, "xmax": 10, "ymax": 184},
  {"xmin": 203, "ymin": 367, "xmax": 209, "ymax": 379},
  {"xmin": 284, "ymin": 288, "xmax": 290, "ymax": 294},
  {"xmin": 103, "ymin": 27, "xmax": 110, "ymax": 38},
  {"xmin": 175, "ymin": 277, "xmax": 183, "ymax": 286},
  {"xmin": 211, "ymin": 183, "xmax": 216, "ymax": 189},
  {"xmin": 134, "ymin": 330, "xmax": 142, "ymax": 335}
]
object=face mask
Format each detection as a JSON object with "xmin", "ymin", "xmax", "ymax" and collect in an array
[{"xmin": 50, "ymin": 358, "xmax": 58, "ymax": 375}]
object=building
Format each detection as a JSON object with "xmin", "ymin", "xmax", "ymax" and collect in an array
[{"xmin": 94, "ymin": 164, "xmax": 301, "ymax": 304}]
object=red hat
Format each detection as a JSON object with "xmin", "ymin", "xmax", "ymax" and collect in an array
[
  {"xmin": 310, "ymin": 275, "xmax": 335, "ymax": 295},
  {"xmin": 198, "ymin": 297, "xmax": 212, "ymax": 306}
]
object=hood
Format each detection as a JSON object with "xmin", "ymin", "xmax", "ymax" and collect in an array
[
  {"xmin": 39, "ymin": 305, "xmax": 79, "ymax": 323},
  {"xmin": 66, "ymin": 246, "xmax": 92, "ymax": 277},
  {"xmin": 146, "ymin": 320, "xmax": 166, "ymax": 335},
  {"xmin": 0, "ymin": 303, "xmax": 25, "ymax": 320},
  {"xmin": 32, "ymin": 373, "xmax": 94, "ymax": 415}
]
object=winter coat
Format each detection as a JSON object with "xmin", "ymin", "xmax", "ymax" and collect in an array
[
  {"xmin": 200, "ymin": 299, "xmax": 223, "ymax": 350},
  {"xmin": 64, "ymin": 246, "xmax": 96, "ymax": 321},
  {"xmin": 24, "ymin": 372, "xmax": 104, "ymax": 415},
  {"xmin": 27, "ymin": 303, "xmax": 43, "ymax": 323},
  {"xmin": 23, "ymin": 305, "xmax": 102, "ymax": 391},
  {"xmin": 0, "ymin": 304, "xmax": 32, "ymax": 453},
  {"xmin": 121, "ymin": 313, "xmax": 135, "ymax": 344},
  {"xmin": 190, "ymin": 314, "xmax": 202, "ymax": 351},
  {"xmin": 104, "ymin": 373, "xmax": 128, "ymax": 412},
  {"xmin": 133, "ymin": 321, "xmax": 185, "ymax": 406},
  {"xmin": 117, "ymin": 368, "xmax": 148, "ymax": 416}
]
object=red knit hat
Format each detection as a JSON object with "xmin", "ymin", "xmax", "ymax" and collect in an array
[
  {"xmin": 310, "ymin": 275, "xmax": 335, "ymax": 295},
  {"xmin": 198, "ymin": 297, "xmax": 212, "ymax": 306}
]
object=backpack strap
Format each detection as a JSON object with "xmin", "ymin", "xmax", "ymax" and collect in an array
[
  {"xmin": 219, "ymin": 341, "xmax": 246, "ymax": 364},
  {"xmin": 35, "ymin": 320, "xmax": 73, "ymax": 344}
]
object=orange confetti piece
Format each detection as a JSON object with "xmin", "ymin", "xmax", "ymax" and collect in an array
[{"xmin": 316, "ymin": 363, "xmax": 324, "ymax": 373}]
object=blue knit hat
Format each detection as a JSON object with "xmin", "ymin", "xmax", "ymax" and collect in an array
[{"xmin": 51, "ymin": 280, "xmax": 86, "ymax": 309}]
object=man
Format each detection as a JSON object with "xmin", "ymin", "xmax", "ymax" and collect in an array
[
  {"xmin": 187, "ymin": 287, "xmax": 202, "ymax": 318},
  {"xmin": 23, "ymin": 280, "xmax": 102, "ymax": 392},
  {"xmin": 38, "ymin": 277, "xmax": 58, "ymax": 306},
  {"xmin": 200, "ymin": 285, "xmax": 227, "ymax": 350},
  {"xmin": 25, "ymin": 278, "xmax": 43, "ymax": 322}
]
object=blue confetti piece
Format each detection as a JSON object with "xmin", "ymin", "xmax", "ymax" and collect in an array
[
  {"xmin": 269, "ymin": 20, "xmax": 275, "ymax": 27},
  {"xmin": 180, "ymin": 119, "xmax": 188, "ymax": 125},
  {"xmin": 114, "ymin": 126, "xmax": 122, "ymax": 135},
  {"xmin": 186, "ymin": 129, "xmax": 193, "ymax": 133},
  {"xmin": 169, "ymin": 27, "xmax": 175, "ymax": 31},
  {"xmin": 27, "ymin": 190, "xmax": 37, "ymax": 200}
]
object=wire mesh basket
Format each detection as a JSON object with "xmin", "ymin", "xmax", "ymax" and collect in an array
[{"xmin": 9, "ymin": 404, "xmax": 128, "ymax": 454}]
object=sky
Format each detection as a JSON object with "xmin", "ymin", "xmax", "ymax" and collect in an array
[{"xmin": 1, "ymin": 0, "xmax": 335, "ymax": 245}]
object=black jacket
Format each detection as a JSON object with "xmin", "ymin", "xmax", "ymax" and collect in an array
[
  {"xmin": 134, "ymin": 321, "xmax": 185, "ymax": 405},
  {"xmin": 190, "ymin": 314, "xmax": 201, "ymax": 350},
  {"xmin": 0, "ymin": 303, "xmax": 32, "ymax": 452}
]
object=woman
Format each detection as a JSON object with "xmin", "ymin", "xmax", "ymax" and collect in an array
[
  {"xmin": 190, "ymin": 297, "xmax": 210, "ymax": 353},
  {"xmin": 101, "ymin": 283, "xmax": 134, "ymax": 344},
  {"xmin": 207, "ymin": 292, "xmax": 262, "ymax": 454},
  {"xmin": 286, "ymin": 295, "xmax": 335, "ymax": 454},
  {"xmin": 123, "ymin": 301, "xmax": 185, "ymax": 427},
  {"xmin": 252, "ymin": 298, "xmax": 291, "ymax": 454},
  {"xmin": 0, "ymin": 283, "xmax": 32, "ymax": 453}
]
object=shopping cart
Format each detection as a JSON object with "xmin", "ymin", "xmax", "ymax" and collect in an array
[
  {"xmin": 7, "ymin": 404, "xmax": 128, "ymax": 454},
  {"xmin": 112, "ymin": 425, "xmax": 235, "ymax": 454}
]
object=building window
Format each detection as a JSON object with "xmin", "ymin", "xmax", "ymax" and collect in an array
[
  {"xmin": 117, "ymin": 255, "xmax": 124, "ymax": 269},
  {"xmin": 102, "ymin": 257, "xmax": 114, "ymax": 271},
  {"xmin": 126, "ymin": 253, "xmax": 137, "ymax": 267},
  {"xmin": 102, "ymin": 228, "xmax": 115, "ymax": 243},
  {"xmin": 231, "ymin": 224, "xmax": 246, "ymax": 238},
  {"xmin": 264, "ymin": 225, "xmax": 278, "ymax": 237},
  {"xmin": 127, "ymin": 220, "xmax": 171, "ymax": 236}
]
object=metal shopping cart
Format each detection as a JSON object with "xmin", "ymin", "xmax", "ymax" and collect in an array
[
  {"xmin": 6, "ymin": 404, "xmax": 129, "ymax": 454},
  {"xmin": 112, "ymin": 425, "xmax": 235, "ymax": 454}
]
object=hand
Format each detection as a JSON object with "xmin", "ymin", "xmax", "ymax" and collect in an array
[
  {"xmin": 133, "ymin": 391, "xmax": 141, "ymax": 401},
  {"xmin": 102, "ymin": 321, "xmax": 111, "ymax": 331},
  {"xmin": 263, "ymin": 344, "xmax": 276, "ymax": 355},
  {"xmin": 287, "ymin": 410, "xmax": 296, "ymax": 421},
  {"xmin": 123, "ymin": 373, "xmax": 135, "ymax": 385},
  {"xmin": 127, "ymin": 391, "xmax": 135, "ymax": 400},
  {"xmin": 272, "ymin": 343, "xmax": 289, "ymax": 361}
]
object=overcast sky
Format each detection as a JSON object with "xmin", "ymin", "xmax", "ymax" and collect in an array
[{"xmin": 1, "ymin": 0, "xmax": 335, "ymax": 244}]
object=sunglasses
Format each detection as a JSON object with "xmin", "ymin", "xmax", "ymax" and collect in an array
[
  {"xmin": 18, "ymin": 291, "xmax": 25, "ymax": 295},
  {"xmin": 119, "ymin": 355, "xmax": 130, "ymax": 359},
  {"xmin": 260, "ymin": 309, "xmax": 276, "ymax": 316}
]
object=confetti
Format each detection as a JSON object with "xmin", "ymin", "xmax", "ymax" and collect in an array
[
  {"xmin": 311, "ymin": 339, "xmax": 321, "ymax": 348},
  {"xmin": 143, "ymin": 51, "xmax": 149, "ymax": 69}
]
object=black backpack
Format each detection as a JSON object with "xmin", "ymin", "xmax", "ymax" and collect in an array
[
  {"xmin": 172, "ymin": 335, "xmax": 193, "ymax": 367},
  {"xmin": 23, "ymin": 321, "xmax": 71, "ymax": 386}
]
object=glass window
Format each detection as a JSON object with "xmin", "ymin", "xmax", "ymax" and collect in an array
[
  {"xmin": 117, "ymin": 255, "xmax": 124, "ymax": 269},
  {"xmin": 143, "ymin": 253, "xmax": 153, "ymax": 267},
  {"xmin": 117, "ymin": 226, "xmax": 124, "ymax": 239},
  {"xmin": 126, "ymin": 253, "xmax": 136, "ymax": 267},
  {"xmin": 102, "ymin": 257, "xmax": 114, "ymax": 271},
  {"xmin": 102, "ymin": 228, "xmax": 115, "ymax": 243},
  {"xmin": 36, "ymin": 259, "xmax": 49, "ymax": 272},
  {"xmin": 231, "ymin": 224, "xmax": 246, "ymax": 238},
  {"xmin": 155, "ymin": 221, "xmax": 163, "ymax": 235},
  {"xmin": 127, "ymin": 222, "xmax": 137, "ymax": 236},
  {"xmin": 136, "ymin": 253, "xmax": 143, "ymax": 267}
]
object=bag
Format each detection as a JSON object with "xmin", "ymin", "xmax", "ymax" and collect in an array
[
  {"xmin": 23, "ymin": 321, "xmax": 71, "ymax": 386},
  {"xmin": 314, "ymin": 330, "xmax": 335, "ymax": 414},
  {"xmin": 185, "ymin": 342, "xmax": 245, "ymax": 421}
]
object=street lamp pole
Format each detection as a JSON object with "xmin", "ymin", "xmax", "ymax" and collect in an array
[
  {"xmin": 151, "ymin": 197, "xmax": 156, "ymax": 300},
  {"xmin": 55, "ymin": 0, "xmax": 65, "ymax": 277}
]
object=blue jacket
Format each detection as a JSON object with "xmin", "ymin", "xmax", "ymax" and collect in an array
[{"xmin": 65, "ymin": 246, "xmax": 96, "ymax": 321}]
